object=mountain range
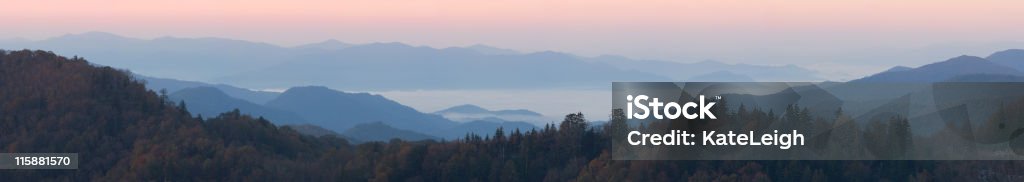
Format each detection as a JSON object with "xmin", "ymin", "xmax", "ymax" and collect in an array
[
  {"xmin": 154, "ymin": 47, "xmax": 1024, "ymax": 141},
  {"xmin": 150, "ymin": 78, "xmax": 543, "ymax": 141},
  {"xmin": 433, "ymin": 104, "xmax": 545, "ymax": 122},
  {"xmin": 168, "ymin": 87, "xmax": 305, "ymax": 124},
  {"xmin": 5, "ymin": 32, "xmax": 1024, "ymax": 145},
  {"xmin": 988, "ymin": 49, "xmax": 1024, "ymax": 71},
  {"xmin": 0, "ymin": 32, "xmax": 824, "ymax": 90},
  {"xmin": 851, "ymin": 55, "xmax": 1023, "ymax": 82},
  {"xmin": 141, "ymin": 75, "xmax": 280, "ymax": 104},
  {"xmin": 264, "ymin": 86, "xmax": 457, "ymax": 135}
]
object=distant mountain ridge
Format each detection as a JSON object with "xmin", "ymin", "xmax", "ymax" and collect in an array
[
  {"xmin": 293, "ymin": 39, "xmax": 354, "ymax": 50},
  {"xmin": 988, "ymin": 49, "xmax": 1024, "ymax": 71},
  {"xmin": 158, "ymin": 81, "xmax": 546, "ymax": 140},
  {"xmin": 216, "ymin": 45, "xmax": 671, "ymax": 90},
  {"xmin": 435, "ymin": 104, "xmax": 542, "ymax": 116},
  {"xmin": 140, "ymin": 75, "xmax": 280, "ymax": 104},
  {"xmin": 851, "ymin": 55, "xmax": 1023, "ymax": 82},
  {"xmin": 0, "ymin": 32, "xmax": 824, "ymax": 90},
  {"xmin": 586, "ymin": 56, "xmax": 822, "ymax": 82},
  {"xmin": 882, "ymin": 66, "xmax": 912, "ymax": 73},
  {"xmin": 434, "ymin": 104, "xmax": 546, "ymax": 123},
  {"xmin": 263, "ymin": 86, "xmax": 457, "ymax": 137},
  {"xmin": 685, "ymin": 71, "xmax": 756, "ymax": 82}
]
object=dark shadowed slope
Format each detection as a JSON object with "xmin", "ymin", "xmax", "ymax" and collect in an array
[
  {"xmin": 0, "ymin": 50, "xmax": 353, "ymax": 180},
  {"xmin": 169, "ymin": 86, "xmax": 306, "ymax": 125}
]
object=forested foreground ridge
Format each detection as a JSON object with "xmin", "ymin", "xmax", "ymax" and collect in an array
[{"xmin": 0, "ymin": 50, "xmax": 1022, "ymax": 181}]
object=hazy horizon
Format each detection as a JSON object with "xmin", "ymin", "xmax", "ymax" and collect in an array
[
  {"xmin": 4, "ymin": 31, "xmax": 1023, "ymax": 81},
  {"xmin": 3, "ymin": 0, "xmax": 1024, "ymax": 80}
]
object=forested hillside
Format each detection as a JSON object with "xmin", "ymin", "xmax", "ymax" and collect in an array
[{"xmin": 0, "ymin": 50, "xmax": 1020, "ymax": 181}]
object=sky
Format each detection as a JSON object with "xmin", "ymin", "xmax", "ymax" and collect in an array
[{"xmin": 3, "ymin": 0, "xmax": 1024, "ymax": 79}]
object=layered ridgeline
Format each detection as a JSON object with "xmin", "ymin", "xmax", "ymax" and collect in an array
[
  {"xmin": 158, "ymin": 80, "xmax": 539, "ymax": 141},
  {"xmin": 850, "ymin": 55, "xmax": 1024, "ymax": 82},
  {"xmin": 0, "ymin": 50, "xmax": 561, "ymax": 180},
  {"xmin": 1, "ymin": 50, "xmax": 1019, "ymax": 180},
  {"xmin": 0, "ymin": 50, "xmax": 350, "ymax": 180},
  {"xmin": 0, "ymin": 32, "xmax": 822, "ymax": 90}
]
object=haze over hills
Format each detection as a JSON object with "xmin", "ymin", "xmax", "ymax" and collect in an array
[
  {"xmin": 460, "ymin": 44, "xmax": 521, "ymax": 55},
  {"xmin": 217, "ymin": 45, "xmax": 670, "ymax": 90},
  {"xmin": 684, "ymin": 71, "xmax": 756, "ymax": 82},
  {"xmin": 292, "ymin": 39, "xmax": 354, "ymax": 50},
  {"xmin": 881, "ymin": 66, "xmax": 912, "ymax": 73},
  {"xmin": 586, "ymin": 56, "xmax": 821, "ymax": 81},
  {"xmin": 0, "ymin": 32, "xmax": 290, "ymax": 81},
  {"xmin": 145, "ymin": 75, "xmax": 549, "ymax": 140},
  {"xmin": 264, "ymin": 86, "xmax": 457, "ymax": 137},
  {"xmin": 21, "ymin": 48, "xmax": 1024, "ymax": 139},
  {"xmin": 817, "ymin": 53, "xmax": 1024, "ymax": 109},
  {"xmin": 850, "ymin": 55, "xmax": 1023, "ymax": 83},
  {"xmin": 434, "ymin": 104, "xmax": 545, "ymax": 122},
  {"xmin": 141, "ymin": 75, "xmax": 280, "ymax": 104},
  {"xmin": 987, "ymin": 49, "xmax": 1024, "ymax": 71},
  {"xmin": 8, "ymin": 32, "xmax": 1024, "ymax": 144},
  {"xmin": 0, "ymin": 32, "xmax": 825, "ymax": 90}
]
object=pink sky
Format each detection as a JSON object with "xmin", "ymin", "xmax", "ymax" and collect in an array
[{"xmin": 2, "ymin": 0, "xmax": 1023, "ymax": 78}]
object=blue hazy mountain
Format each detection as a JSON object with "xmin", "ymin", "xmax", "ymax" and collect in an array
[
  {"xmin": 1, "ymin": 32, "xmax": 827, "ymax": 90},
  {"xmin": 881, "ymin": 66, "xmax": 912, "ymax": 73},
  {"xmin": 0, "ymin": 32, "xmax": 290, "ymax": 81},
  {"xmin": 168, "ymin": 87, "xmax": 306, "ymax": 125},
  {"xmin": 292, "ymin": 39, "xmax": 354, "ymax": 50},
  {"xmin": 685, "ymin": 71, "xmax": 756, "ymax": 82},
  {"xmin": 216, "ymin": 45, "xmax": 670, "ymax": 90},
  {"xmin": 164, "ymin": 86, "xmax": 442, "ymax": 140},
  {"xmin": 987, "ymin": 49, "xmax": 1024, "ymax": 71},
  {"xmin": 264, "ymin": 86, "xmax": 457, "ymax": 136},
  {"xmin": 851, "ymin": 55, "xmax": 1023, "ymax": 83},
  {"xmin": 586, "ymin": 55, "xmax": 822, "ymax": 81},
  {"xmin": 825, "ymin": 55, "xmax": 1022, "ymax": 103},
  {"xmin": 341, "ymin": 122, "xmax": 439, "ymax": 142},
  {"xmin": 433, "ymin": 104, "xmax": 544, "ymax": 122},
  {"xmin": 139, "ymin": 75, "xmax": 280, "ymax": 104},
  {"xmin": 945, "ymin": 74, "xmax": 1024, "ymax": 82},
  {"xmin": 145, "ymin": 77, "xmax": 547, "ymax": 140},
  {"xmin": 459, "ymin": 44, "xmax": 521, "ymax": 55}
]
